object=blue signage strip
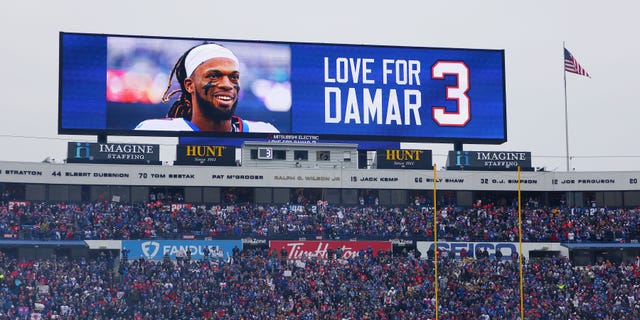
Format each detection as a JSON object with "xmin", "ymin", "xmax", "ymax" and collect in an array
[
  {"xmin": 291, "ymin": 44, "xmax": 505, "ymax": 141},
  {"xmin": 122, "ymin": 240, "xmax": 242, "ymax": 260}
]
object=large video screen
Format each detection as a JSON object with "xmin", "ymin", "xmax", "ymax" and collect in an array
[{"xmin": 59, "ymin": 32, "xmax": 506, "ymax": 143}]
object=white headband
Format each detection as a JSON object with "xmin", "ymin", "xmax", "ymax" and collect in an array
[{"xmin": 184, "ymin": 44, "xmax": 239, "ymax": 77}]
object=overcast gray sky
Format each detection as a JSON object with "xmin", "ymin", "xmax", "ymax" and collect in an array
[{"xmin": 1, "ymin": 0, "xmax": 638, "ymax": 171}]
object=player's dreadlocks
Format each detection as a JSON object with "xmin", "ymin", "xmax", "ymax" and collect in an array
[
  {"xmin": 161, "ymin": 42, "xmax": 239, "ymax": 121},
  {"xmin": 161, "ymin": 46, "xmax": 197, "ymax": 120}
]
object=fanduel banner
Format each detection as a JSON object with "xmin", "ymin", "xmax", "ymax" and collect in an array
[
  {"xmin": 67, "ymin": 142, "xmax": 160, "ymax": 164},
  {"xmin": 122, "ymin": 240, "xmax": 241, "ymax": 260},
  {"xmin": 376, "ymin": 149, "xmax": 432, "ymax": 170},
  {"xmin": 174, "ymin": 145, "xmax": 236, "ymax": 166},
  {"xmin": 446, "ymin": 150, "xmax": 532, "ymax": 171}
]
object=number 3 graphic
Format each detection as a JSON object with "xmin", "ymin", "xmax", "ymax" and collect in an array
[{"xmin": 432, "ymin": 61, "xmax": 470, "ymax": 126}]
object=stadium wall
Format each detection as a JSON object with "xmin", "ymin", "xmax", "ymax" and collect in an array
[
  {"xmin": 1, "ymin": 161, "xmax": 638, "ymax": 191},
  {"xmin": 2, "ymin": 161, "xmax": 640, "ymax": 207}
]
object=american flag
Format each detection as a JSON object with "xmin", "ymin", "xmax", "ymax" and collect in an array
[{"xmin": 564, "ymin": 48, "xmax": 590, "ymax": 77}]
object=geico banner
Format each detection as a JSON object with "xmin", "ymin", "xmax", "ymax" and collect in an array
[
  {"xmin": 122, "ymin": 240, "xmax": 241, "ymax": 260},
  {"xmin": 416, "ymin": 241, "xmax": 570, "ymax": 260},
  {"xmin": 67, "ymin": 142, "xmax": 160, "ymax": 164},
  {"xmin": 270, "ymin": 240, "xmax": 392, "ymax": 260},
  {"xmin": 376, "ymin": 149, "xmax": 432, "ymax": 170},
  {"xmin": 59, "ymin": 32, "xmax": 505, "ymax": 143},
  {"xmin": 446, "ymin": 150, "xmax": 532, "ymax": 171},
  {"xmin": 175, "ymin": 145, "xmax": 236, "ymax": 166},
  {"xmin": 2, "ymin": 161, "xmax": 640, "ymax": 191}
]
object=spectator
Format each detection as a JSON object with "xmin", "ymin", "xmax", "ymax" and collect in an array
[
  {"xmin": 0, "ymin": 200, "xmax": 638, "ymax": 243},
  {"xmin": 495, "ymin": 248, "xmax": 503, "ymax": 261},
  {"xmin": 1, "ymin": 248, "xmax": 639, "ymax": 319}
]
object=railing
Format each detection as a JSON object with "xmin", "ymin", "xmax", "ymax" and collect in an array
[{"xmin": 4, "ymin": 226, "xmax": 637, "ymax": 243}]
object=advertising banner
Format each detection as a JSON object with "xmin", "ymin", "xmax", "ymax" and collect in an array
[
  {"xmin": 122, "ymin": 239, "xmax": 241, "ymax": 260},
  {"xmin": 66, "ymin": 142, "xmax": 160, "ymax": 164},
  {"xmin": 174, "ymin": 145, "xmax": 236, "ymax": 166},
  {"xmin": 376, "ymin": 149, "xmax": 432, "ymax": 169},
  {"xmin": 270, "ymin": 240, "xmax": 392, "ymax": 260},
  {"xmin": 446, "ymin": 150, "xmax": 532, "ymax": 171},
  {"xmin": 415, "ymin": 241, "xmax": 569, "ymax": 260},
  {"xmin": 417, "ymin": 241, "xmax": 520, "ymax": 260}
]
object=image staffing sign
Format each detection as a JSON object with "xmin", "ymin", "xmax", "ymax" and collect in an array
[
  {"xmin": 67, "ymin": 142, "xmax": 160, "ymax": 164},
  {"xmin": 446, "ymin": 150, "xmax": 532, "ymax": 171},
  {"xmin": 59, "ymin": 32, "xmax": 506, "ymax": 143}
]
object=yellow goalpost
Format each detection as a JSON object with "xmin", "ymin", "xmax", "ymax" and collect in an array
[{"xmin": 430, "ymin": 165, "xmax": 526, "ymax": 320}]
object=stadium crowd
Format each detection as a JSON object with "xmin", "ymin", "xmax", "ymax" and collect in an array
[
  {"xmin": 1, "ymin": 247, "xmax": 639, "ymax": 319},
  {"xmin": 0, "ymin": 200, "xmax": 638, "ymax": 242},
  {"xmin": 1, "ymin": 197, "xmax": 639, "ymax": 319}
]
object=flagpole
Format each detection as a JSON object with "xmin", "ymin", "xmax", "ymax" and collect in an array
[
  {"xmin": 518, "ymin": 166, "xmax": 525, "ymax": 319},
  {"xmin": 563, "ymin": 41, "xmax": 571, "ymax": 172}
]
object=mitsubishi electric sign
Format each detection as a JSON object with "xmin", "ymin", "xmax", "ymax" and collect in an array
[{"xmin": 446, "ymin": 150, "xmax": 532, "ymax": 171}]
